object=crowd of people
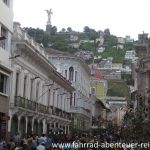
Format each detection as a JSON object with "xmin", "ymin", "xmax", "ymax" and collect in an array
[
  {"xmin": 0, "ymin": 130, "xmax": 133, "ymax": 150},
  {"xmin": 0, "ymin": 133, "xmax": 55, "ymax": 150}
]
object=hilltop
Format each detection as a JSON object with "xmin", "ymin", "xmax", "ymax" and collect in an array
[{"xmin": 24, "ymin": 26, "xmax": 134, "ymax": 64}]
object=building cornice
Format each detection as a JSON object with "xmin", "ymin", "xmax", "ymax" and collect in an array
[{"xmin": 13, "ymin": 41, "xmax": 74, "ymax": 92}]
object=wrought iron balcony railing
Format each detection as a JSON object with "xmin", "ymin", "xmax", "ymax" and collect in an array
[{"xmin": 14, "ymin": 96, "xmax": 71, "ymax": 120}]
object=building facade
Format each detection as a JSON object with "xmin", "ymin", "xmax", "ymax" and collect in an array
[
  {"xmin": 106, "ymin": 96, "xmax": 127, "ymax": 127},
  {"xmin": 8, "ymin": 22, "xmax": 74, "ymax": 138},
  {"xmin": 0, "ymin": 0, "xmax": 13, "ymax": 141},
  {"xmin": 89, "ymin": 65, "xmax": 108, "ymax": 129},
  {"xmin": 46, "ymin": 48, "xmax": 92, "ymax": 132},
  {"xmin": 132, "ymin": 33, "xmax": 150, "ymax": 139}
]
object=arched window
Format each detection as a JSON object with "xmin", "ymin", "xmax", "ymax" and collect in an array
[{"xmin": 69, "ymin": 67, "xmax": 74, "ymax": 81}]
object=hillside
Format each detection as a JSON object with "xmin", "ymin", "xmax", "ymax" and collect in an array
[
  {"xmin": 107, "ymin": 79, "xmax": 131, "ymax": 100},
  {"xmin": 24, "ymin": 27, "xmax": 134, "ymax": 64}
]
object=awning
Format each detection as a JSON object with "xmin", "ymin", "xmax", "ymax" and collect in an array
[{"xmin": 48, "ymin": 127, "xmax": 63, "ymax": 132}]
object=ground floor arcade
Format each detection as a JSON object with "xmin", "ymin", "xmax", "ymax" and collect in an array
[{"xmin": 8, "ymin": 109, "xmax": 71, "ymax": 138}]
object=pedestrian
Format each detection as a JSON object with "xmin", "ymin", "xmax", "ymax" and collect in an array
[
  {"xmin": 14, "ymin": 142, "xmax": 20, "ymax": 150},
  {"xmin": 31, "ymin": 136, "xmax": 37, "ymax": 150},
  {"xmin": 45, "ymin": 135, "xmax": 53, "ymax": 150},
  {"xmin": 0, "ymin": 139, "xmax": 4, "ymax": 150},
  {"xmin": 8, "ymin": 138, "xmax": 15, "ymax": 150},
  {"xmin": 13, "ymin": 132, "xmax": 21, "ymax": 143},
  {"xmin": 37, "ymin": 142, "xmax": 46, "ymax": 150}
]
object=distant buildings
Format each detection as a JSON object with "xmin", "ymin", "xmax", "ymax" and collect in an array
[
  {"xmin": 125, "ymin": 35, "xmax": 134, "ymax": 43},
  {"xmin": 89, "ymin": 65, "xmax": 108, "ymax": 128},
  {"xmin": 125, "ymin": 50, "xmax": 136, "ymax": 61},
  {"xmin": 98, "ymin": 57, "xmax": 122, "ymax": 80},
  {"xmin": 117, "ymin": 37, "xmax": 125, "ymax": 50},
  {"xmin": 106, "ymin": 96, "xmax": 127, "ymax": 127}
]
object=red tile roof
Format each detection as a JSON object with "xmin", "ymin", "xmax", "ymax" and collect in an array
[{"xmin": 90, "ymin": 68, "xmax": 105, "ymax": 80}]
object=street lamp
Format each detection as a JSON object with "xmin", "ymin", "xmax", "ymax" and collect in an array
[
  {"xmin": 9, "ymin": 55, "xmax": 20, "ymax": 59},
  {"xmin": 31, "ymin": 76, "xmax": 40, "ymax": 80}
]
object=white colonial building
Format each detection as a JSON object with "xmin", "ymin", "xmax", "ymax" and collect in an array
[
  {"xmin": 46, "ymin": 48, "xmax": 92, "ymax": 131},
  {"xmin": 8, "ymin": 22, "xmax": 74, "ymax": 138},
  {"xmin": 0, "ymin": 0, "xmax": 13, "ymax": 141}
]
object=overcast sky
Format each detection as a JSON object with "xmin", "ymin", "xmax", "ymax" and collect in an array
[{"xmin": 13, "ymin": 0, "xmax": 150, "ymax": 40}]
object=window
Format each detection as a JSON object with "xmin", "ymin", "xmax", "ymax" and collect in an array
[
  {"xmin": 36, "ymin": 82, "xmax": 39, "ymax": 100},
  {"xmin": 75, "ymin": 71, "xmax": 78, "ymax": 82},
  {"xmin": 53, "ymin": 91, "xmax": 55, "ymax": 107},
  {"xmin": 70, "ymin": 93, "xmax": 73, "ymax": 106},
  {"xmin": 30, "ymin": 79, "xmax": 33, "ymax": 100},
  {"xmin": 69, "ymin": 67, "xmax": 74, "ymax": 81},
  {"xmin": 23, "ymin": 76, "xmax": 27, "ymax": 97},
  {"xmin": 65, "ymin": 70, "xmax": 67, "ymax": 79},
  {"xmin": 56, "ymin": 94, "xmax": 59, "ymax": 108},
  {"xmin": 0, "ymin": 26, "xmax": 7, "ymax": 49},
  {"xmin": 0, "ymin": 73, "xmax": 7, "ymax": 94},
  {"xmin": 74, "ymin": 93, "xmax": 76, "ymax": 106},
  {"xmin": 42, "ymin": 85, "xmax": 45, "ymax": 101},
  {"xmin": 15, "ymin": 73, "xmax": 19, "ymax": 96},
  {"xmin": 91, "ymin": 87, "xmax": 96, "ymax": 95}
]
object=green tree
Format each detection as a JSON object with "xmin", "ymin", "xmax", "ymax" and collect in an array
[
  {"xmin": 67, "ymin": 27, "xmax": 73, "ymax": 32},
  {"xmin": 61, "ymin": 28, "xmax": 66, "ymax": 32},
  {"xmin": 51, "ymin": 26, "xmax": 57, "ymax": 35},
  {"xmin": 83, "ymin": 26, "xmax": 91, "ymax": 32}
]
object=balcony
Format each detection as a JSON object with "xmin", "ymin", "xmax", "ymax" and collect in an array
[
  {"xmin": 15, "ymin": 96, "xmax": 37, "ymax": 111},
  {"xmin": 14, "ymin": 96, "xmax": 71, "ymax": 120},
  {"xmin": 70, "ymin": 106, "xmax": 91, "ymax": 118},
  {"xmin": 52, "ymin": 107, "xmax": 71, "ymax": 120}
]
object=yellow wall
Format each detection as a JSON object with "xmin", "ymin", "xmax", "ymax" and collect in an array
[{"xmin": 91, "ymin": 80, "xmax": 107, "ymax": 103}]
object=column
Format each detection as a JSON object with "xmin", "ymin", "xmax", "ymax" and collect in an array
[
  {"xmin": 67, "ymin": 125, "xmax": 70, "ymax": 135},
  {"xmin": 18, "ymin": 116, "xmax": 21, "ymax": 133},
  {"xmin": 50, "ymin": 88, "xmax": 53, "ymax": 106},
  {"xmin": 8, "ymin": 114, "xmax": 12, "ymax": 139},
  {"xmin": 37, "ymin": 81, "xmax": 42, "ymax": 102},
  {"xmin": 31, "ymin": 118, "xmax": 34, "ymax": 133},
  {"xmin": 64, "ymin": 125, "xmax": 67, "ymax": 134},
  {"xmin": 43, "ymin": 119, "xmax": 47, "ymax": 134},
  {"xmin": 53, "ymin": 122, "xmax": 56, "ymax": 128},
  {"xmin": 32, "ymin": 78, "xmax": 39, "ymax": 102},
  {"xmin": 10, "ymin": 68, "xmax": 16, "ymax": 104}
]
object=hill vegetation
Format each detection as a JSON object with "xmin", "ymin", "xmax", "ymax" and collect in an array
[
  {"xmin": 24, "ymin": 26, "xmax": 134, "ymax": 63},
  {"xmin": 107, "ymin": 79, "xmax": 131, "ymax": 100}
]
